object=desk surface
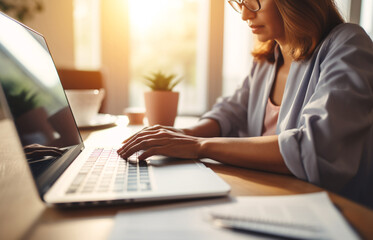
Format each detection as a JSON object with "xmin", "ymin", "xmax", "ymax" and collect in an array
[{"xmin": 1, "ymin": 116, "xmax": 373, "ymax": 240}]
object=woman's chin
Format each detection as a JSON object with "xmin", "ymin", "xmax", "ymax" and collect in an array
[{"xmin": 255, "ymin": 34, "xmax": 271, "ymax": 43}]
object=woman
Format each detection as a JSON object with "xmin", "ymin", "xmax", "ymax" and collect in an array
[{"xmin": 118, "ymin": 0, "xmax": 373, "ymax": 208}]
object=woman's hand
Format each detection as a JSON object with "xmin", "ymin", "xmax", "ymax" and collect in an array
[{"xmin": 117, "ymin": 125, "xmax": 204, "ymax": 161}]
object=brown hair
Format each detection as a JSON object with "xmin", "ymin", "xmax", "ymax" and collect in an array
[{"xmin": 252, "ymin": 0, "xmax": 344, "ymax": 62}]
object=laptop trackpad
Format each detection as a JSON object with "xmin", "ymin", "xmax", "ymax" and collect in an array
[
  {"xmin": 148, "ymin": 157, "xmax": 219, "ymax": 191},
  {"xmin": 147, "ymin": 157, "xmax": 206, "ymax": 169}
]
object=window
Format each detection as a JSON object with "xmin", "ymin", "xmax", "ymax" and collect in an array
[
  {"xmin": 335, "ymin": 0, "xmax": 351, "ymax": 20},
  {"xmin": 128, "ymin": 0, "xmax": 209, "ymax": 115},
  {"xmin": 222, "ymin": 1, "xmax": 253, "ymax": 97},
  {"xmin": 360, "ymin": 0, "xmax": 373, "ymax": 39},
  {"xmin": 74, "ymin": 0, "xmax": 100, "ymax": 70},
  {"xmin": 335, "ymin": 0, "xmax": 372, "ymax": 39}
]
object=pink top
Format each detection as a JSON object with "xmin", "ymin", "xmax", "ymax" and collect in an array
[{"xmin": 261, "ymin": 98, "xmax": 280, "ymax": 136}]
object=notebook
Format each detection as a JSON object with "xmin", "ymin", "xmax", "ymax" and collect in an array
[
  {"xmin": 109, "ymin": 192, "xmax": 359, "ymax": 240},
  {"xmin": 0, "ymin": 12, "xmax": 230, "ymax": 207}
]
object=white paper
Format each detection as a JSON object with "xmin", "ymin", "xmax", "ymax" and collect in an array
[
  {"xmin": 208, "ymin": 192, "xmax": 360, "ymax": 240},
  {"xmin": 109, "ymin": 192, "xmax": 360, "ymax": 240},
  {"xmin": 109, "ymin": 198, "xmax": 250, "ymax": 240}
]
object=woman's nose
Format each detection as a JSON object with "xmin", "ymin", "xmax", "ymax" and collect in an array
[{"xmin": 241, "ymin": 6, "xmax": 255, "ymax": 21}]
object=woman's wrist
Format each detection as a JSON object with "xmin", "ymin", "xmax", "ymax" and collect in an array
[
  {"xmin": 180, "ymin": 118, "xmax": 221, "ymax": 137},
  {"xmin": 180, "ymin": 127, "xmax": 193, "ymax": 136},
  {"xmin": 197, "ymin": 138, "xmax": 209, "ymax": 159}
]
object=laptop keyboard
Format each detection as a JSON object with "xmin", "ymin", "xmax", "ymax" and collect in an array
[{"xmin": 66, "ymin": 148, "xmax": 152, "ymax": 195}]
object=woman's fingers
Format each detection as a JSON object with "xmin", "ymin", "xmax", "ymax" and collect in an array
[
  {"xmin": 119, "ymin": 130, "xmax": 162, "ymax": 154},
  {"xmin": 117, "ymin": 126, "xmax": 201, "ymax": 161},
  {"xmin": 121, "ymin": 125, "xmax": 183, "ymax": 144},
  {"xmin": 137, "ymin": 146, "xmax": 165, "ymax": 161},
  {"xmin": 119, "ymin": 135, "xmax": 202, "ymax": 161},
  {"xmin": 120, "ymin": 138, "xmax": 171, "ymax": 160},
  {"xmin": 121, "ymin": 126, "xmax": 149, "ymax": 144},
  {"xmin": 118, "ymin": 128, "xmax": 181, "ymax": 154}
]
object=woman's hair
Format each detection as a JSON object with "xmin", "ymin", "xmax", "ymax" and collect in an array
[{"xmin": 252, "ymin": 0, "xmax": 344, "ymax": 62}]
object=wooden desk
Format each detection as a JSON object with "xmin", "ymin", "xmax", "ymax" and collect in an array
[{"xmin": 1, "ymin": 116, "xmax": 373, "ymax": 240}]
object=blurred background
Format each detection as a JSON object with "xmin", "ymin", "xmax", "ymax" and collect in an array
[{"xmin": 0, "ymin": 0, "xmax": 371, "ymax": 116}]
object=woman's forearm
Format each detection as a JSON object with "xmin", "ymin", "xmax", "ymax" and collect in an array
[
  {"xmin": 199, "ymin": 135, "xmax": 292, "ymax": 174},
  {"xmin": 182, "ymin": 119, "xmax": 291, "ymax": 174},
  {"xmin": 182, "ymin": 118, "xmax": 221, "ymax": 137}
]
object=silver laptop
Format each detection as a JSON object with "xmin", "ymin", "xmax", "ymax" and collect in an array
[{"xmin": 0, "ymin": 12, "xmax": 230, "ymax": 207}]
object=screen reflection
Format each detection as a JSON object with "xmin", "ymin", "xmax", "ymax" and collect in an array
[{"xmin": 0, "ymin": 14, "xmax": 81, "ymax": 178}]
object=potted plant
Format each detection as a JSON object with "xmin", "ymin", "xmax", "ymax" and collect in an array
[{"xmin": 143, "ymin": 71, "xmax": 182, "ymax": 126}]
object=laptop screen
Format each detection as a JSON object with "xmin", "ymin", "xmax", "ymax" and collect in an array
[{"xmin": 0, "ymin": 13, "xmax": 83, "ymax": 194}]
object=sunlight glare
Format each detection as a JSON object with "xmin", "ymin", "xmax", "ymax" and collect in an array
[
  {"xmin": 128, "ymin": 0, "xmax": 188, "ymax": 32},
  {"xmin": 128, "ymin": 0, "xmax": 169, "ymax": 32}
]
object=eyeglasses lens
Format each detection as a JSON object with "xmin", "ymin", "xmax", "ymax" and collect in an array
[{"xmin": 228, "ymin": 0, "xmax": 259, "ymax": 13}]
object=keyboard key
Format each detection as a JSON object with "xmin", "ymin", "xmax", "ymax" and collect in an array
[{"xmin": 66, "ymin": 148, "xmax": 152, "ymax": 195}]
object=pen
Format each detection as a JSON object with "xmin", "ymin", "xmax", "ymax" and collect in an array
[{"xmin": 210, "ymin": 213, "xmax": 328, "ymax": 240}]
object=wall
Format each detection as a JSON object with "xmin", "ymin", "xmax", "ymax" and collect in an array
[
  {"xmin": 21, "ymin": 0, "xmax": 130, "ymax": 114},
  {"xmin": 24, "ymin": 0, "xmax": 75, "ymax": 69},
  {"xmin": 0, "ymin": 0, "xmax": 74, "ymax": 117},
  {"xmin": 100, "ymin": 0, "xmax": 130, "ymax": 114}
]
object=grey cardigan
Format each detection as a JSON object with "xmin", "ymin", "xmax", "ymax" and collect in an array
[{"xmin": 202, "ymin": 23, "xmax": 373, "ymax": 208}]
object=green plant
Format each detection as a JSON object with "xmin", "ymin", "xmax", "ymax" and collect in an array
[
  {"xmin": 143, "ymin": 71, "xmax": 182, "ymax": 91},
  {"xmin": 0, "ymin": 0, "xmax": 43, "ymax": 21}
]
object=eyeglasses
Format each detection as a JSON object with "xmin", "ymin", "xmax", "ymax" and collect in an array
[{"xmin": 228, "ymin": 0, "xmax": 261, "ymax": 13}]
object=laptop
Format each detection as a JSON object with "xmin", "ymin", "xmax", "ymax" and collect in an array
[{"xmin": 0, "ymin": 12, "xmax": 230, "ymax": 207}]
